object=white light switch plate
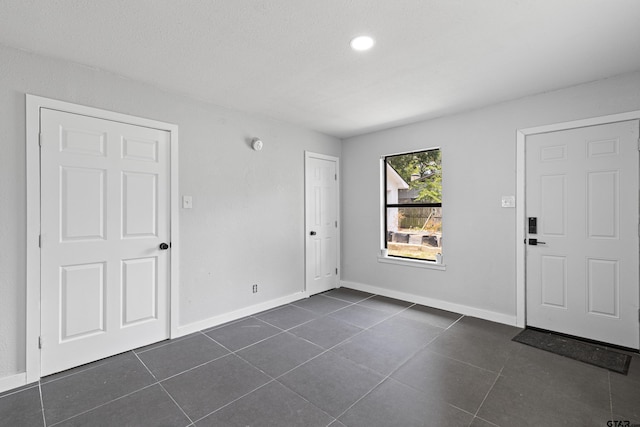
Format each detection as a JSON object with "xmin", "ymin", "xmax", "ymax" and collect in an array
[
  {"xmin": 183, "ymin": 195, "xmax": 193, "ymax": 209},
  {"xmin": 501, "ymin": 195, "xmax": 515, "ymax": 208}
]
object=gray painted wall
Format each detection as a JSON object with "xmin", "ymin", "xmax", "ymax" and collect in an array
[
  {"xmin": 0, "ymin": 45, "xmax": 341, "ymax": 379},
  {"xmin": 341, "ymin": 71, "xmax": 640, "ymax": 321}
]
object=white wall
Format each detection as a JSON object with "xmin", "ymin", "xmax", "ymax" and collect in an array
[
  {"xmin": 0, "ymin": 45, "xmax": 340, "ymax": 382},
  {"xmin": 341, "ymin": 71, "xmax": 640, "ymax": 322}
]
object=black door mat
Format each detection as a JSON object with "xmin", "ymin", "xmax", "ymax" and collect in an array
[{"xmin": 512, "ymin": 328, "xmax": 632, "ymax": 375}]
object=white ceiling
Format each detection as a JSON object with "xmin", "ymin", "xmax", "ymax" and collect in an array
[{"xmin": 1, "ymin": 0, "xmax": 639, "ymax": 138}]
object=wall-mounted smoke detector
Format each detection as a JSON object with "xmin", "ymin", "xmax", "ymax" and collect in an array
[{"xmin": 251, "ymin": 137, "xmax": 263, "ymax": 151}]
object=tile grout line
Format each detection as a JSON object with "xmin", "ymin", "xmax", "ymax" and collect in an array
[
  {"xmin": 46, "ymin": 346, "xmax": 215, "ymax": 427},
  {"xmin": 424, "ymin": 347, "xmax": 503, "ymax": 375},
  {"xmin": 332, "ymin": 343, "xmax": 432, "ymax": 421},
  {"xmin": 267, "ymin": 304, "xmax": 401, "ymax": 379},
  {"xmin": 38, "ymin": 381, "xmax": 47, "ymax": 427},
  {"xmin": 321, "ymin": 294, "xmax": 372, "ymax": 304},
  {"xmin": 607, "ymin": 371, "xmax": 613, "ymax": 420},
  {"xmin": 444, "ymin": 313, "xmax": 465, "ymax": 330},
  {"xmin": 246, "ymin": 291, "xmax": 363, "ymax": 323},
  {"xmin": 472, "ymin": 366, "xmax": 504, "ymax": 419},
  {"xmin": 141, "ymin": 332, "xmax": 245, "ymax": 383},
  {"xmin": 468, "ymin": 333, "xmax": 525, "ymax": 425},
  {"xmin": 332, "ymin": 330, "xmax": 450, "ymax": 421},
  {"xmin": 191, "ymin": 331, "xmax": 339, "ymax": 425},
  {"xmin": 0, "ymin": 383, "xmax": 39, "ymax": 400},
  {"xmin": 38, "ymin": 352, "xmax": 156, "ymax": 426},
  {"xmin": 133, "ymin": 350, "xmax": 159, "ymax": 382},
  {"xmin": 46, "ymin": 383, "xmax": 159, "ymax": 427},
  {"xmin": 333, "ymin": 375, "xmax": 388, "ymax": 421},
  {"xmin": 323, "ymin": 313, "xmax": 491, "ymax": 424},
  {"xmin": 267, "ymin": 295, "xmax": 455, "ymax": 384},
  {"xmin": 266, "ymin": 297, "xmax": 453, "ymax": 422},
  {"xmin": 157, "ymin": 381, "xmax": 195, "ymax": 427},
  {"xmin": 200, "ymin": 327, "xmax": 286, "ymax": 354},
  {"xmin": 217, "ymin": 293, "xmax": 409, "ymax": 422},
  {"xmin": 291, "ymin": 294, "xmax": 359, "ymax": 313},
  {"xmin": 155, "ymin": 350, "xmax": 231, "ymax": 383},
  {"xmin": 133, "ymin": 348, "xmax": 196, "ymax": 426},
  {"xmin": 40, "ymin": 348, "xmax": 155, "ymax": 386},
  {"xmin": 421, "ymin": 315, "xmax": 519, "ymax": 376},
  {"xmin": 257, "ymin": 297, "xmax": 364, "ymax": 330},
  {"xmin": 188, "ymin": 379, "xmax": 277, "ymax": 425},
  {"xmin": 473, "ymin": 417, "xmax": 501, "ymax": 427},
  {"xmin": 38, "ymin": 360, "xmax": 109, "ymax": 386},
  {"xmin": 202, "ymin": 312, "xmax": 287, "ymax": 334}
]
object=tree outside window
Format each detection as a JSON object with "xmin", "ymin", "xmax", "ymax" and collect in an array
[{"xmin": 384, "ymin": 149, "xmax": 442, "ymax": 262}]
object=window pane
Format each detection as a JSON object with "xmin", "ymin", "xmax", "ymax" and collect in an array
[
  {"xmin": 386, "ymin": 150, "xmax": 441, "ymax": 204},
  {"xmin": 386, "ymin": 207, "xmax": 442, "ymax": 261}
]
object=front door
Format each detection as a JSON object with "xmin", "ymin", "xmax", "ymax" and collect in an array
[
  {"xmin": 525, "ymin": 120, "xmax": 639, "ymax": 349},
  {"xmin": 305, "ymin": 153, "xmax": 339, "ymax": 296},
  {"xmin": 40, "ymin": 108, "xmax": 171, "ymax": 375}
]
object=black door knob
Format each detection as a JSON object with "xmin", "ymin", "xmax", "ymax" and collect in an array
[
  {"xmin": 310, "ymin": 231, "xmax": 317, "ymax": 236},
  {"xmin": 159, "ymin": 242, "xmax": 169, "ymax": 250}
]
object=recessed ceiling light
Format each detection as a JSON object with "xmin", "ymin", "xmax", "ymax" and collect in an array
[{"xmin": 350, "ymin": 35, "xmax": 375, "ymax": 51}]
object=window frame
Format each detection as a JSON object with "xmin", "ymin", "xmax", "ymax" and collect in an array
[{"xmin": 381, "ymin": 147, "xmax": 443, "ymax": 266}]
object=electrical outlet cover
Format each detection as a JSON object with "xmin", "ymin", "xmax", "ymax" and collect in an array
[
  {"xmin": 501, "ymin": 195, "xmax": 515, "ymax": 208},
  {"xmin": 182, "ymin": 195, "xmax": 193, "ymax": 209}
]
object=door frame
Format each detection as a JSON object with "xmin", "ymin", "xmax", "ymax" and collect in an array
[
  {"xmin": 516, "ymin": 110, "xmax": 640, "ymax": 329},
  {"xmin": 304, "ymin": 151, "xmax": 341, "ymax": 295},
  {"xmin": 25, "ymin": 94, "xmax": 180, "ymax": 383}
]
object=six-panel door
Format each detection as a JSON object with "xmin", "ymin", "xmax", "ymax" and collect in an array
[
  {"xmin": 305, "ymin": 156, "xmax": 338, "ymax": 296},
  {"xmin": 526, "ymin": 120, "xmax": 639, "ymax": 349},
  {"xmin": 40, "ymin": 108, "xmax": 170, "ymax": 375}
]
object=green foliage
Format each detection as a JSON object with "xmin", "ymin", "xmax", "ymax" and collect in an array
[{"xmin": 387, "ymin": 150, "xmax": 441, "ymax": 203}]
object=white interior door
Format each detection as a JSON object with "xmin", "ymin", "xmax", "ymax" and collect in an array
[
  {"xmin": 40, "ymin": 108, "xmax": 170, "ymax": 375},
  {"xmin": 305, "ymin": 154, "xmax": 339, "ymax": 296},
  {"xmin": 526, "ymin": 120, "xmax": 639, "ymax": 349}
]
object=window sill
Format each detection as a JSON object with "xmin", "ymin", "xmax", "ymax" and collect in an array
[{"xmin": 377, "ymin": 255, "xmax": 446, "ymax": 270}]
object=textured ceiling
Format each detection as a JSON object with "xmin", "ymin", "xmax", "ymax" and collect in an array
[{"xmin": 1, "ymin": 0, "xmax": 639, "ymax": 138}]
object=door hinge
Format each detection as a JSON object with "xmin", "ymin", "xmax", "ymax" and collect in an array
[
  {"xmin": 335, "ymin": 173, "xmax": 337, "ymax": 181},
  {"xmin": 335, "ymin": 220, "xmax": 338, "ymax": 228},
  {"xmin": 38, "ymin": 235, "xmax": 41, "ymax": 248},
  {"xmin": 637, "ymin": 137, "xmax": 640, "ymax": 151},
  {"xmin": 38, "ymin": 336, "xmax": 42, "ymax": 349},
  {"xmin": 335, "ymin": 268, "xmax": 338, "ymax": 275},
  {"xmin": 38, "ymin": 133, "xmax": 42, "ymax": 147}
]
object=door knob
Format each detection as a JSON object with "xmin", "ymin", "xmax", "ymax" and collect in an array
[
  {"xmin": 159, "ymin": 242, "xmax": 169, "ymax": 250},
  {"xmin": 310, "ymin": 231, "xmax": 317, "ymax": 236}
]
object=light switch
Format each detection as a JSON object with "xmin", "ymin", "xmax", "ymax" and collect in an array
[
  {"xmin": 183, "ymin": 195, "xmax": 193, "ymax": 209},
  {"xmin": 501, "ymin": 196, "xmax": 515, "ymax": 208}
]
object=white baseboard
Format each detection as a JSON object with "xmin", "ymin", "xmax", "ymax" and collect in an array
[
  {"xmin": 175, "ymin": 291, "xmax": 308, "ymax": 337},
  {"xmin": 0, "ymin": 293, "xmax": 310, "ymax": 394},
  {"xmin": 0, "ymin": 372, "xmax": 29, "ymax": 394},
  {"xmin": 340, "ymin": 280, "xmax": 518, "ymax": 327}
]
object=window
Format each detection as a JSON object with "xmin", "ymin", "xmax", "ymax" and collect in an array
[{"xmin": 383, "ymin": 148, "xmax": 442, "ymax": 262}]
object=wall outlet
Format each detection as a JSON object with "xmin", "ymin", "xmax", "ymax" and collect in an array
[{"xmin": 252, "ymin": 284, "xmax": 258, "ymax": 293}]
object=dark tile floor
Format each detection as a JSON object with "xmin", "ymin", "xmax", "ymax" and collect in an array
[{"xmin": 1, "ymin": 287, "xmax": 639, "ymax": 426}]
